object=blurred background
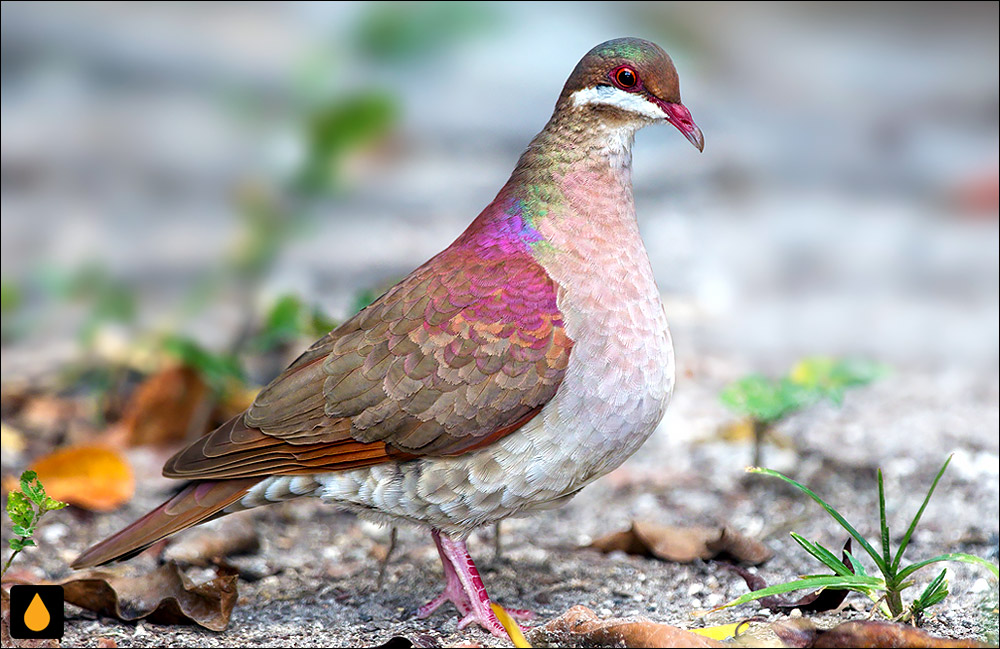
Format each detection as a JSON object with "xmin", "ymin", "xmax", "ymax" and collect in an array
[
  {"xmin": 0, "ymin": 7, "xmax": 997, "ymax": 643},
  {"xmin": 1, "ymin": 1, "xmax": 997, "ymax": 381}
]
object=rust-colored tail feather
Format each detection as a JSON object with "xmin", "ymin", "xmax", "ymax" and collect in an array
[{"xmin": 72, "ymin": 478, "xmax": 260, "ymax": 569}]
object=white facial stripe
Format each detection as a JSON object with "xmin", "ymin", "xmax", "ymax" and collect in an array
[{"xmin": 570, "ymin": 85, "xmax": 667, "ymax": 121}]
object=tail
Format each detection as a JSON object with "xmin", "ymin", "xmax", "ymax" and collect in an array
[{"xmin": 72, "ymin": 478, "xmax": 260, "ymax": 569}]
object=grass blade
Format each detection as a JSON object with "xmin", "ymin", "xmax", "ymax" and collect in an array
[
  {"xmin": 878, "ymin": 469, "xmax": 892, "ymax": 570},
  {"xmin": 749, "ymin": 467, "xmax": 889, "ymax": 575},
  {"xmin": 896, "ymin": 553, "xmax": 1000, "ymax": 582},
  {"xmin": 790, "ymin": 533, "xmax": 853, "ymax": 577},
  {"xmin": 891, "ymin": 456, "xmax": 952, "ymax": 573},
  {"xmin": 717, "ymin": 574, "xmax": 883, "ymax": 610},
  {"xmin": 844, "ymin": 550, "xmax": 869, "ymax": 577}
]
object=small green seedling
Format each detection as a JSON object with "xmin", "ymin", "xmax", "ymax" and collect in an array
[
  {"xmin": 251, "ymin": 294, "xmax": 338, "ymax": 354},
  {"xmin": 721, "ymin": 456, "xmax": 999, "ymax": 622},
  {"xmin": 159, "ymin": 334, "xmax": 247, "ymax": 396},
  {"xmin": 3, "ymin": 471, "xmax": 67, "ymax": 578},
  {"xmin": 720, "ymin": 357, "xmax": 887, "ymax": 465}
]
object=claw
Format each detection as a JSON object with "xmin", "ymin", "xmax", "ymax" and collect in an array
[{"xmin": 415, "ymin": 530, "xmax": 535, "ymax": 638}]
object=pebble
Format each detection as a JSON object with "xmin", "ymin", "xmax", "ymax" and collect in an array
[
  {"xmin": 40, "ymin": 522, "xmax": 68, "ymax": 543},
  {"xmin": 970, "ymin": 577, "xmax": 991, "ymax": 593}
]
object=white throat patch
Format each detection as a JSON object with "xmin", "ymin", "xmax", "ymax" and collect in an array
[{"xmin": 570, "ymin": 85, "xmax": 666, "ymax": 121}]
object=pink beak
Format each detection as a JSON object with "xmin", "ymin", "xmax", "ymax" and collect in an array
[{"xmin": 657, "ymin": 101, "xmax": 704, "ymax": 152}]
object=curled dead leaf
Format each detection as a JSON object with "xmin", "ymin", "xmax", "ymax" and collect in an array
[
  {"xmin": 589, "ymin": 521, "xmax": 772, "ymax": 565},
  {"xmin": 163, "ymin": 513, "xmax": 260, "ymax": 566},
  {"xmin": 28, "ymin": 444, "xmax": 134, "ymax": 511},
  {"xmin": 528, "ymin": 605, "xmax": 725, "ymax": 648},
  {"xmin": 58, "ymin": 562, "xmax": 238, "ymax": 631}
]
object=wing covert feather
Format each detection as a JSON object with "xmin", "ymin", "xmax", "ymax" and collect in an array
[{"xmin": 167, "ymin": 220, "xmax": 572, "ymax": 479}]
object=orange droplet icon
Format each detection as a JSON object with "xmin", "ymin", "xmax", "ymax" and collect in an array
[{"xmin": 24, "ymin": 592, "xmax": 51, "ymax": 632}]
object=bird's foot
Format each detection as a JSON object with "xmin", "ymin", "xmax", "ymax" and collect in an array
[{"xmin": 417, "ymin": 530, "xmax": 534, "ymax": 638}]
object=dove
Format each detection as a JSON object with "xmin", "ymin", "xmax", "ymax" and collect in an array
[{"xmin": 73, "ymin": 37, "xmax": 704, "ymax": 637}]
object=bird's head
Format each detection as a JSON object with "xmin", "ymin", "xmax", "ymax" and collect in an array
[{"xmin": 558, "ymin": 37, "xmax": 704, "ymax": 152}]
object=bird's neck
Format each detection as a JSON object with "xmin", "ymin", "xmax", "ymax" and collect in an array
[
  {"xmin": 474, "ymin": 113, "xmax": 643, "ymax": 260},
  {"xmin": 514, "ymin": 110, "xmax": 640, "ymax": 181}
]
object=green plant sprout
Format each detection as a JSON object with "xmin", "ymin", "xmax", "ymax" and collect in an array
[
  {"xmin": 720, "ymin": 357, "xmax": 888, "ymax": 465},
  {"xmin": 159, "ymin": 334, "xmax": 247, "ymax": 396},
  {"xmin": 250, "ymin": 294, "xmax": 338, "ymax": 354},
  {"xmin": 3, "ymin": 471, "xmax": 67, "ymax": 579},
  {"xmin": 720, "ymin": 456, "xmax": 999, "ymax": 623}
]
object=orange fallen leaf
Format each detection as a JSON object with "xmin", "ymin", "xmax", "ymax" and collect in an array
[
  {"xmin": 589, "ymin": 521, "xmax": 772, "ymax": 565},
  {"xmin": 528, "ymin": 605, "xmax": 724, "ymax": 648},
  {"xmin": 28, "ymin": 445, "xmax": 134, "ymax": 511}
]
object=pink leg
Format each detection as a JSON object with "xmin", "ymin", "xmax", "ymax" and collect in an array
[{"xmin": 416, "ymin": 530, "xmax": 534, "ymax": 638}]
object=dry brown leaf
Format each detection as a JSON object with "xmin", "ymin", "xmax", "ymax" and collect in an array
[
  {"xmin": 589, "ymin": 521, "xmax": 772, "ymax": 565},
  {"xmin": 162, "ymin": 513, "xmax": 260, "ymax": 566},
  {"xmin": 58, "ymin": 562, "xmax": 238, "ymax": 631},
  {"xmin": 119, "ymin": 366, "xmax": 210, "ymax": 447},
  {"xmin": 528, "ymin": 605, "xmax": 725, "ymax": 648},
  {"xmin": 768, "ymin": 619, "xmax": 987, "ymax": 648},
  {"xmin": 706, "ymin": 526, "xmax": 774, "ymax": 565},
  {"xmin": 28, "ymin": 444, "xmax": 134, "ymax": 511}
]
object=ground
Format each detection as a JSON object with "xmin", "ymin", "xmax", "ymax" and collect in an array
[{"xmin": 4, "ymin": 360, "xmax": 997, "ymax": 647}]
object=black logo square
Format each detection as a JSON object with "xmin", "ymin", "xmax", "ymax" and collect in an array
[{"xmin": 8, "ymin": 584, "xmax": 64, "ymax": 639}]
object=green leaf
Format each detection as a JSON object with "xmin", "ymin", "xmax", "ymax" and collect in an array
[
  {"xmin": 42, "ymin": 497, "xmax": 68, "ymax": 512},
  {"xmin": 160, "ymin": 335, "xmax": 246, "ymax": 394},
  {"xmin": 789, "ymin": 534, "xmax": 853, "ymax": 577},
  {"xmin": 252, "ymin": 294, "xmax": 339, "ymax": 352},
  {"xmin": 308, "ymin": 305, "xmax": 337, "ymax": 337},
  {"xmin": 896, "ymin": 553, "xmax": 999, "ymax": 582},
  {"xmin": 19, "ymin": 471, "xmax": 46, "ymax": 506},
  {"xmin": 6, "ymin": 491, "xmax": 33, "ymax": 528},
  {"xmin": 891, "ymin": 455, "xmax": 952, "ymax": 574},
  {"xmin": 718, "ymin": 574, "xmax": 884, "ymax": 610},
  {"xmin": 788, "ymin": 357, "xmax": 888, "ymax": 405},
  {"xmin": 355, "ymin": 1, "xmax": 493, "ymax": 62},
  {"xmin": 913, "ymin": 569, "xmax": 949, "ymax": 613},
  {"xmin": 844, "ymin": 550, "xmax": 869, "ymax": 578},
  {"xmin": 297, "ymin": 92, "xmax": 399, "ymax": 193},
  {"xmin": 878, "ymin": 469, "xmax": 893, "ymax": 570},
  {"xmin": 0, "ymin": 277, "xmax": 22, "ymax": 314},
  {"xmin": 252, "ymin": 294, "xmax": 306, "ymax": 352},
  {"xmin": 720, "ymin": 375, "xmax": 814, "ymax": 423},
  {"xmin": 748, "ymin": 467, "xmax": 890, "ymax": 577},
  {"xmin": 350, "ymin": 286, "xmax": 383, "ymax": 316}
]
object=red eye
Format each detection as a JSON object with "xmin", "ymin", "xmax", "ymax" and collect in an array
[{"xmin": 613, "ymin": 66, "xmax": 638, "ymax": 89}]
